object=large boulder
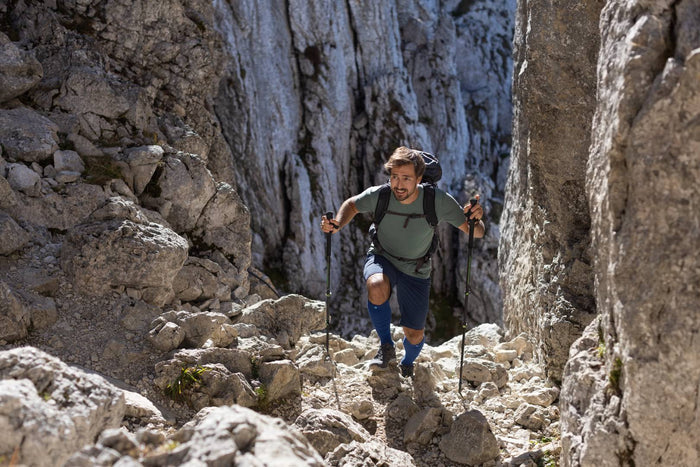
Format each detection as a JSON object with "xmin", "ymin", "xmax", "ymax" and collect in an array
[
  {"xmin": 60, "ymin": 199, "xmax": 188, "ymax": 305},
  {"xmin": 326, "ymin": 439, "xmax": 417, "ymax": 467},
  {"xmin": 0, "ymin": 33, "xmax": 43, "ymax": 103},
  {"xmin": 0, "ymin": 281, "xmax": 30, "ymax": 343},
  {"xmin": 148, "ymin": 405, "xmax": 325, "ymax": 466},
  {"xmin": 140, "ymin": 152, "xmax": 216, "ymax": 233},
  {"xmin": 293, "ymin": 408, "xmax": 371, "ymax": 456},
  {"xmin": 6, "ymin": 182, "xmax": 108, "ymax": 231},
  {"xmin": 439, "ymin": 410, "xmax": 500, "ymax": 465},
  {"xmin": 192, "ymin": 181, "xmax": 252, "ymax": 273},
  {"xmin": 0, "ymin": 212, "xmax": 30, "ymax": 256},
  {"xmin": 0, "ymin": 107, "xmax": 58, "ymax": 163},
  {"xmin": 236, "ymin": 294, "xmax": 326, "ymax": 349},
  {"xmin": 0, "ymin": 347, "xmax": 125, "ymax": 467}
]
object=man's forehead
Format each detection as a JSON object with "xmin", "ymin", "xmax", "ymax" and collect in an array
[{"xmin": 389, "ymin": 164, "xmax": 417, "ymax": 176}]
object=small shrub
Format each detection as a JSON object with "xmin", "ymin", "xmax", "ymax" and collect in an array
[
  {"xmin": 165, "ymin": 365, "xmax": 208, "ymax": 403},
  {"xmin": 83, "ymin": 155, "xmax": 124, "ymax": 185}
]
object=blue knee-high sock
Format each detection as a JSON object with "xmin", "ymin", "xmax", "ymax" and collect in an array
[
  {"xmin": 367, "ymin": 300, "xmax": 393, "ymax": 345},
  {"xmin": 401, "ymin": 337, "xmax": 424, "ymax": 366}
]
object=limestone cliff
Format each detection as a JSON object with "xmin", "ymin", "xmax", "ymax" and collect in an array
[{"xmin": 503, "ymin": 0, "xmax": 700, "ymax": 464}]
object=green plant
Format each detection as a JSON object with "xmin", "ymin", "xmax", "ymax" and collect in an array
[
  {"xmin": 83, "ymin": 155, "xmax": 124, "ymax": 185},
  {"xmin": 596, "ymin": 342, "xmax": 606, "ymax": 359},
  {"xmin": 255, "ymin": 384, "xmax": 270, "ymax": 411},
  {"xmin": 165, "ymin": 365, "xmax": 208, "ymax": 403},
  {"xmin": 609, "ymin": 357, "xmax": 623, "ymax": 394}
]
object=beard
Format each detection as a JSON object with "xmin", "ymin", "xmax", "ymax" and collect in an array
[{"xmin": 392, "ymin": 186, "xmax": 414, "ymax": 201}]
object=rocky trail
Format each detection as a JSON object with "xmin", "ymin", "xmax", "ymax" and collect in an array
[{"xmin": 1, "ymin": 241, "xmax": 561, "ymax": 467}]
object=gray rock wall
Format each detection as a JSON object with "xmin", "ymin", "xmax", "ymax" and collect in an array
[
  {"xmin": 505, "ymin": 0, "xmax": 700, "ymax": 463},
  {"xmin": 212, "ymin": 0, "xmax": 515, "ymax": 335},
  {"xmin": 499, "ymin": 0, "xmax": 602, "ymax": 381},
  {"xmin": 561, "ymin": 0, "xmax": 700, "ymax": 464}
]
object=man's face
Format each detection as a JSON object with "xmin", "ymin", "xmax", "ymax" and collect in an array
[{"xmin": 389, "ymin": 164, "xmax": 422, "ymax": 203}]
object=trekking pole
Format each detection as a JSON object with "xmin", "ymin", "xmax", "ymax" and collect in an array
[
  {"xmin": 459, "ymin": 197, "xmax": 478, "ymax": 394},
  {"xmin": 324, "ymin": 211, "xmax": 334, "ymax": 356}
]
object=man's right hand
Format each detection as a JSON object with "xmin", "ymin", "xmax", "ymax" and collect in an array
[{"xmin": 321, "ymin": 215, "xmax": 339, "ymax": 234}]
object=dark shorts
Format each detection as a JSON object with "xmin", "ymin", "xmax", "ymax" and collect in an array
[{"xmin": 363, "ymin": 254, "xmax": 431, "ymax": 330}]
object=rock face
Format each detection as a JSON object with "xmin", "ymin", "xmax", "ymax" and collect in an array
[
  {"xmin": 560, "ymin": 1, "xmax": 700, "ymax": 465},
  {"xmin": 500, "ymin": 0, "xmax": 603, "ymax": 381},
  {"xmin": 504, "ymin": 0, "xmax": 700, "ymax": 464}
]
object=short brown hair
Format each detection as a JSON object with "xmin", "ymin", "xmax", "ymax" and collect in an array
[{"xmin": 384, "ymin": 147, "xmax": 425, "ymax": 178}]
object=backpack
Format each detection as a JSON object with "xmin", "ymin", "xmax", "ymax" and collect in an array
[{"xmin": 369, "ymin": 151, "xmax": 442, "ymax": 273}]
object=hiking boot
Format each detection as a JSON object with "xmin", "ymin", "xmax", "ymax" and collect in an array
[
  {"xmin": 400, "ymin": 363, "xmax": 414, "ymax": 378},
  {"xmin": 368, "ymin": 343, "xmax": 396, "ymax": 369}
]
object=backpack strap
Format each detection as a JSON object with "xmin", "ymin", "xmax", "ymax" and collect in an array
[
  {"xmin": 373, "ymin": 183, "xmax": 392, "ymax": 226},
  {"xmin": 422, "ymin": 184, "xmax": 438, "ymax": 227}
]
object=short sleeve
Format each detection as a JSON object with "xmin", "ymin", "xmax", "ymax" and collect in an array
[
  {"xmin": 353, "ymin": 185, "xmax": 383, "ymax": 214},
  {"xmin": 435, "ymin": 189, "xmax": 466, "ymax": 228}
]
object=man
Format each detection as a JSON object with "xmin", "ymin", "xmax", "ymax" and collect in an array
[{"xmin": 320, "ymin": 146, "xmax": 485, "ymax": 377}]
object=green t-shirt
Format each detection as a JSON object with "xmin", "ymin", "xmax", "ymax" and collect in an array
[{"xmin": 354, "ymin": 185, "xmax": 466, "ymax": 278}]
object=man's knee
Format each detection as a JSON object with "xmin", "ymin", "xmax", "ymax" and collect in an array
[
  {"xmin": 403, "ymin": 327, "xmax": 424, "ymax": 345},
  {"xmin": 366, "ymin": 274, "xmax": 390, "ymax": 304}
]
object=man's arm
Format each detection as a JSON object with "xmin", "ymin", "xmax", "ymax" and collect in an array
[
  {"xmin": 457, "ymin": 219, "xmax": 485, "ymax": 238},
  {"xmin": 457, "ymin": 197, "xmax": 485, "ymax": 238},
  {"xmin": 321, "ymin": 197, "xmax": 359, "ymax": 234}
]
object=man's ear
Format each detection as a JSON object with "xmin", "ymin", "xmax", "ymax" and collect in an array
[{"xmin": 417, "ymin": 175, "xmax": 423, "ymax": 184}]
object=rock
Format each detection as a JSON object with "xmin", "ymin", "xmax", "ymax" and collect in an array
[
  {"xmin": 236, "ymin": 294, "xmax": 325, "ymax": 349},
  {"xmin": 522, "ymin": 386, "xmax": 559, "ymax": 407},
  {"xmin": 514, "ymin": 403, "xmax": 546, "ymax": 431},
  {"xmin": 6, "ymin": 163, "xmax": 41, "ymax": 196},
  {"xmin": 61, "ymin": 212, "xmax": 188, "ymax": 306},
  {"xmin": 116, "ymin": 145, "xmax": 164, "ymax": 196},
  {"xmin": 500, "ymin": 0, "xmax": 601, "ymax": 382},
  {"xmin": 154, "ymin": 347, "xmax": 254, "ymax": 387},
  {"xmin": 294, "ymin": 408, "xmax": 371, "ymax": 456},
  {"xmin": 259, "ymin": 360, "xmax": 301, "ymax": 403},
  {"xmin": 0, "ymin": 107, "xmax": 58, "ymax": 163},
  {"xmin": 386, "ymin": 393, "xmax": 421, "ymax": 423},
  {"xmin": 55, "ymin": 170, "xmax": 81, "ymax": 183},
  {"xmin": 439, "ymin": 410, "xmax": 500, "ymax": 465},
  {"xmin": 98, "ymin": 428, "xmax": 139, "ymax": 455},
  {"xmin": 404, "ymin": 407, "xmax": 451, "ymax": 445},
  {"xmin": 0, "ymin": 176, "xmax": 17, "ymax": 209},
  {"xmin": 148, "ymin": 321, "xmax": 185, "ymax": 352},
  {"xmin": 119, "ymin": 300, "xmax": 161, "ymax": 332},
  {"xmin": 327, "ymin": 439, "xmax": 417, "ymax": 467},
  {"xmin": 140, "ymin": 152, "xmax": 216, "ymax": 233},
  {"xmin": 192, "ymin": 181, "xmax": 252, "ymax": 273},
  {"xmin": 122, "ymin": 389, "xmax": 174, "ymax": 426},
  {"xmin": 0, "ymin": 212, "xmax": 30, "ymax": 255},
  {"xmin": 53, "ymin": 149, "xmax": 85, "ymax": 173},
  {"xmin": 156, "ymin": 405, "xmax": 325, "ymax": 466},
  {"xmin": 6, "ymin": 182, "xmax": 108, "ymax": 231},
  {"xmin": 172, "ymin": 256, "xmax": 233, "ymax": 302},
  {"xmin": 460, "ymin": 358, "xmax": 508, "ymax": 388},
  {"xmin": 0, "ymin": 33, "xmax": 43, "ymax": 103},
  {"xmin": 55, "ymin": 66, "xmax": 150, "ymax": 123},
  {"xmin": 150, "ymin": 309, "xmax": 237, "ymax": 349},
  {"xmin": 0, "ymin": 281, "xmax": 30, "ymax": 343},
  {"xmin": 296, "ymin": 345, "xmax": 335, "ymax": 378},
  {"xmin": 347, "ymin": 399, "xmax": 374, "ymax": 421},
  {"xmin": 333, "ymin": 348, "xmax": 360, "ymax": 366},
  {"xmin": 0, "ymin": 347, "xmax": 125, "ymax": 467}
]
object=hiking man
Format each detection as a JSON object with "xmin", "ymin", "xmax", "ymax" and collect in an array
[{"xmin": 320, "ymin": 146, "xmax": 485, "ymax": 377}]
